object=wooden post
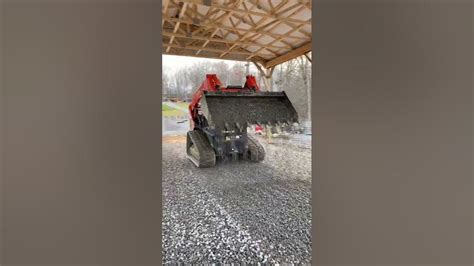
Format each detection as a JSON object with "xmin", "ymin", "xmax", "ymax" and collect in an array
[
  {"xmin": 253, "ymin": 61, "xmax": 275, "ymax": 143},
  {"xmin": 253, "ymin": 62, "xmax": 274, "ymax": 92},
  {"xmin": 305, "ymin": 53, "xmax": 312, "ymax": 123}
]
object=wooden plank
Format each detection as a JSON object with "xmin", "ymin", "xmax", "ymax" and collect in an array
[
  {"xmin": 162, "ymin": 0, "xmax": 170, "ymax": 27},
  {"xmin": 264, "ymin": 42, "xmax": 312, "ymax": 68},
  {"xmin": 163, "ymin": 49, "xmax": 267, "ymax": 65},
  {"xmin": 217, "ymin": 0, "xmax": 306, "ymax": 58},
  {"xmin": 164, "ymin": 17, "xmax": 308, "ymax": 40},
  {"xmin": 248, "ymin": 0, "xmax": 310, "ymax": 38},
  {"xmin": 217, "ymin": 1, "xmax": 277, "ymax": 57},
  {"xmin": 242, "ymin": 4, "xmax": 310, "ymax": 59},
  {"xmin": 178, "ymin": 0, "xmax": 311, "ymax": 25},
  {"xmin": 163, "ymin": 43, "xmax": 269, "ymax": 57},
  {"xmin": 162, "ymin": 31, "xmax": 287, "ymax": 50},
  {"xmin": 196, "ymin": 0, "xmax": 242, "ymax": 55},
  {"xmin": 166, "ymin": 2, "xmax": 188, "ymax": 53},
  {"xmin": 246, "ymin": 15, "xmax": 310, "ymax": 60}
]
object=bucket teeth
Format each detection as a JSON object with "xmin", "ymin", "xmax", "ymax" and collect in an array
[
  {"xmin": 275, "ymin": 123, "xmax": 282, "ymax": 133},
  {"xmin": 235, "ymin": 122, "xmax": 243, "ymax": 132}
]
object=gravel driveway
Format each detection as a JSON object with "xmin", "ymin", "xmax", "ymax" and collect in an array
[{"xmin": 162, "ymin": 135, "xmax": 312, "ymax": 264}]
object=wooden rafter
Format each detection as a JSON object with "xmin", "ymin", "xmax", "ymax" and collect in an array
[
  {"xmin": 162, "ymin": 48, "xmax": 267, "ymax": 65},
  {"xmin": 162, "ymin": 0, "xmax": 312, "ymax": 69},
  {"xmin": 164, "ymin": 17, "xmax": 307, "ymax": 41},
  {"xmin": 218, "ymin": 2, "xmax": 284, "ymax": 57},
  {"xmin": 162, "ymin": 0, "xmax": 170, "ymax": 27},
  {"xmin": 196, "ymin": 0, "xmax": 242, "ymax": 55},
  {"xmin": 162, "ymin": 31, "xmax": 287, "ymax": 50},
  {"xmin": 264, "ymin": 42, "xmax": 312, "ymax": 68},
  {"xmin": 246, "ymin": 5, "xmax": 310, "ymax": 60},
  {"xmin": 178, "ymin": 0, "xmax": 311, "ymax": 25},
  {"xmin": 218, "ymin": 1, "xmax": 294, "ymax": 58},
  {"xmin": 164, "ymin": 43, "xmax": 268, "ymax": 56},
  {"xmin": 166, "ymin": 2, "xmax": 188, "ymax": 53},
  {"xmin": 220, "ymin": 2, "xmax": 291, "ymax": 57},
  {"xmin": 248, "ymin": 0, "xmax": 310, "ymax": 38},
  {"xmin": 219, "ymin": 1, "xmax": 304, "ymax": 57}
]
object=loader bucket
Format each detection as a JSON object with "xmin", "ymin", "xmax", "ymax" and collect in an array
[{"xmin": 200, "ymin": 91, "xmax": 299, "ymax": 130}]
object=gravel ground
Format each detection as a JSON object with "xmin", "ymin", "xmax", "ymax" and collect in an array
[{"xmin": 162, "ymin": 135, "xmax": 312, "ymax": 264}]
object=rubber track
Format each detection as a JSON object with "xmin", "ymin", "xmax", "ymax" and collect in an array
[
  {"xmin": 247, "ymin": 135, "xmax": 265, "ymax": 162},
  {"xmin": 187, "ymin": 130, "xmax": 216, "ymax": 168}
]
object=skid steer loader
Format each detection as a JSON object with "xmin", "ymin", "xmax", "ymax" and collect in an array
[{"xmin": 186, "ymin": 74, "xmax": 298, "ymax": 168}]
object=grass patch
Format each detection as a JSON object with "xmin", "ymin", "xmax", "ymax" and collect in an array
[
  {"xmin": 162, "ymin": 104, "xmax": 175, "ymax": 111},
  {"xmin": 162, "ymin": 104, "xmax": 186, "ymax": 117}
]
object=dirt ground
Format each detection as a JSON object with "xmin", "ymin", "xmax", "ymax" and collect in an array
[{"xmin": 163, "ymin": 135, "xmax": 186, "ymax": 144}]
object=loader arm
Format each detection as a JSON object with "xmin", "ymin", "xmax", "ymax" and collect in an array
[{"xmin": 189, "ymin": 74, "xmax": 223, "ymax": 129}]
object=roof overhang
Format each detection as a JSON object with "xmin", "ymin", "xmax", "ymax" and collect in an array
[{"xmin": 162, "ymin": 0, "xmax": 312, "ymax": 68}]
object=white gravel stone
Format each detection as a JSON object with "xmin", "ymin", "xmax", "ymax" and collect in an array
[{"xmin": 162, "ymin": 134, "xmax": 312, "ymax": 264}]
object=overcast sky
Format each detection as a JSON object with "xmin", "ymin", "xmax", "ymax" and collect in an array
[
  {"xmin": 162, "ymin": 55, "xmax": 264, "ymax": 75},
  {"xmin": 162, "ymin": 54, "xmax": 251, "ymax": 74}
]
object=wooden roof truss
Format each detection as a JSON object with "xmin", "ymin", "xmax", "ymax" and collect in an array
[{"xmin": 162, "ymin": 0, "xmax": 312, "ymax": 69}]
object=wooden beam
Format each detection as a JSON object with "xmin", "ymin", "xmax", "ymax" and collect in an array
[
  {"xmin": 196, "ymin": 0, "xmax": 242, "ymax": 55},
  {"xmin": 164, "ymin": 17, "xmax": 308, "ymax": 40},
  {"xmin": 162, "ymin": 0, "xmax": 170, "ymax": 27},
  {"xmin": 217, "ymin": 1, "xmax": 278, "ymax": 57},
  {"xmin": 177, "ymin": 0, "xmax": 311, "ymax": 25},
  {"xmin": 298, "ymin": 0, "xmax": 311, "ymax": 9},
  {"xmin": 215, "ymin": 2, "xmax": 284, "ymax": 57},
  {"xmin": 166, "ymin": 2, "xmax": 188, "ymax": 53},
  {"xmin": 253, "ymin": 62, "xmax": 274, "ymax": 91},
  {"xmin": 264, "ymin": 42, "xmax": 312, "ymax": 68},
  {"xmin": 244, "ymin": 4, "xmax": 310, "ymax": 59},
  {"xmin": 275, "ymin": 2, "xmax": 301, "ymax": 16},
  {"xmin": 162, "ymin": 31, "xmax": 287, "ymax": 50},
  {"xmin": 246, "ymin": 15, "xmax": 311, "ymax": 60},
  {"xmin": 163, "ymin": 43, "xmax": 268, "ymax": 57},
  {"xmin": 218, "ymin": 0, "xmax": 297, "ymax": 58},
  {"xmin": 248, "ymin": 0, "xmax": 311, "ymax": 38},
  {"xmin": 164, "ymin": 50, "xmax": 267, "ymax": 65}
]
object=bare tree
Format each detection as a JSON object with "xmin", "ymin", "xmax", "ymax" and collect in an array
[
  {"xmin": 296, "ymin": 55, "xmax": 311, "ymax": 121},
  {"xmin": 272, "ymin": 56, "xmax": 311, "ymax": 121},
  {"xmin": 162, "ymin": 70, "xmax": 171, "ymax": 98},
  {"xmin": 228, "ymin": 63, "xmax": 246, "ymax": 85}
]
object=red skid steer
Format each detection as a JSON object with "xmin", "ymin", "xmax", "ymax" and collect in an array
[{"xmin": 186, "ymin": 74, "xmax": 298, "ymax": 168}]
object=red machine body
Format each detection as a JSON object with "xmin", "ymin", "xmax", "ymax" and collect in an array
[{"xmin": 188, "ymin": 74, "xmax": 260, "ymax": 129}]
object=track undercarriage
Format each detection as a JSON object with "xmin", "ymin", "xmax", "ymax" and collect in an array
[{"xmin": 186, "ymin": 127, "xmax": 265, "ymax": 168}]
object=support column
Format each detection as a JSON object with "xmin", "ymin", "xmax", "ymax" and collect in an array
[
  {"xmin": 253, "ymin": 62, "xmax": 275, "ymax": 143},
  {"xmin": 304, "ymin": 52, "xmax": 312, "ymax": 123},
  {"xmin": 253, "ymin": 62, "xmax": 275, "ymax": 92}
]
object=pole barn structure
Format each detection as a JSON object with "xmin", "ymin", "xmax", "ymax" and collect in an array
[{"xmin": 162, "ymin": 0, "xmax": 312, "ymax": 91}]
